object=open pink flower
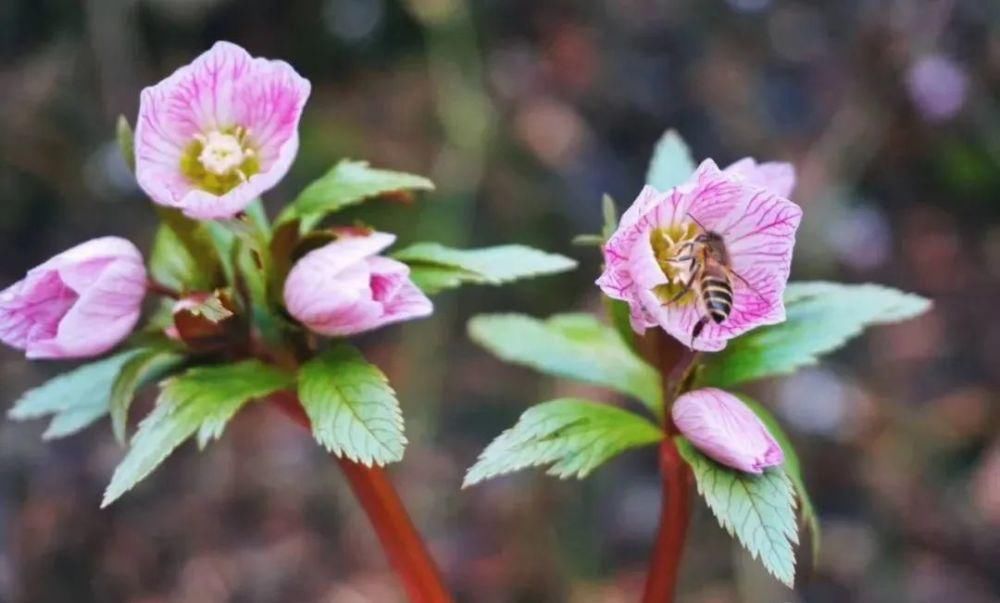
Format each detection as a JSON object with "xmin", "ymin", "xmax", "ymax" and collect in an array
[
  {"xmin": 672, "ymin": 388, "xmax": 784, "ymax": 474},
  {"xmin": 135, "ymin": 41, "xmax": 311, "ymax": 220},
  {"xmin": 283, "ymin": 232, "xmax": 432, "ymax": 337},
  {"xmin": 0, "ymin": 238, "xmax": 147, "ymax": 359},
  {"xmin": 596, "ymin": 158, "xmax": 802, "ymax": 351}
]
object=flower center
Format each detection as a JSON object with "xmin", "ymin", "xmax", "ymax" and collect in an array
[
  {"xmin": 198, "ymin": 131, "xmax": 247, "ymax": 176},
  {"xmin": 180, "ymin": 126, "xmax": 261, "ymax": 196},
  {"xmin": 649, "ymin": 221, "xmax": 700, "ymax": 304}
]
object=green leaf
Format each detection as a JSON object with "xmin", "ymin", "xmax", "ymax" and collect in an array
[
  {"xmin": 393, "ymin": 243, "xmax": 577, "ymax": 294},
  {"xmin": 646, "ymin": 129, "xmax": 696, "ymax": 191},
  {"xmin": 116, "ymin": 115, "xmax": 134, "ymax": 172},
  {"xmin": 740, "ymin": 395, "xmax": 820, "ymax": 561},
  {"xmin": 102, "ymin": 361, "xmax": 293, "ymax": 507},
  {"xmin": 571, "ymin": 234, "xmax": 604, "ymax": 247},
  {"xmin": 698, "ymin": 282, "xmax": 932, "ymax": 388},
  {"xmin": 8, "ymin": 351, "xmax": 139, "ymax": 440},
  {"xmin": 149, "ymin": 209, "xmax": 222, "ymax": 292},
  {"xmin": 464, "ymin": 398, "xmax": 663, "ymax": 486},
  {"xmin": 676, "ymin": 437, "xmax": 799, "ymax": 587},
  {"xmin": 279, "ymin": 160, "xmax": 434, "ymax": 229},
  {"xmin": 468, "ymin": 313, "xmax": 662, "ymax": 415},
  {"xmin": 109, "ymin": 346, "xmax": 186, "ymax": 443},
  {"xmin": 601, "ymin": 194, "xmax": 618, "ymax": 241},
  {"xmin": 298, "ymin": 343, "xmax": 405, "ymax": 466}
]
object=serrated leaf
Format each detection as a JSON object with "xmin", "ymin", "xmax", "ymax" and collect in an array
[
  {"xmin": 110, "ymin": 347, "xmax": 186, "ymax": 443},
  {"xmin": 740, "ymin": 395, "xmax": 820, "ymax": 561},
  {"xmin": 8, "ymin": 351, "xmax": 140, "ymax": 439},
  {"xmin": 279, "ymin": 160, "xmax": 434, "ymax": 230},
  {"xmin": 116, "ymin": 115, "xmax": 134, "ymax": 172},
  {"xmin": 393, "ymin": 243, "xmax": 577, "ymax": 294},
  {"xmin": 297, "ymin": 343, "xmax": 405, "ymax": 466},
  {"xmin": 102, "ymin": 361, "xmax": 293, "ymax": 507},
  {"xmin": 464, "ymin": 398, "xmax": 663, "ymax": 486},
  {"xmin": 646, "ymin": 129, "xmax": 696, "ymax": 191},
  {"xmin": 698, "ymin": 282, "xmax": 932, "ymax": 388},
  {"xmin": 676, "ymin": 436, "xmax": 798, "ymax": 587},
  {"xmin": 468, "ymin": 313, "xmax": 662, "ymax": 415}
]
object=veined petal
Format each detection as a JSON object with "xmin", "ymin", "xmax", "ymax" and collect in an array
[{"xmin": 672, "ymin": 388, "xmax": 784, "ymax": 474}]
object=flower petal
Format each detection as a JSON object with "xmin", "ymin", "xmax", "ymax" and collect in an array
[{"xmin": 30, "ymin": 255, "xmax": 146, "ymax": 359}]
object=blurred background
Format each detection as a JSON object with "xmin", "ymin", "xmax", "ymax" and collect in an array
[{"xmin": 1, "ymin": 0, "xmax": 999, "ymax": 601}]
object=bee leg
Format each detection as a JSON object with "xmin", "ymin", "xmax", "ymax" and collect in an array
[
  {"xmin": 666, "ymin": 265, "xmax": 701, "ymax": 305},
  {"xmin": 690, "ymin": 316, "xmax": 709, "ymax": 348}
]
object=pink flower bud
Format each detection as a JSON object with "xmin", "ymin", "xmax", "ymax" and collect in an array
[
  {"xmin": 0, "ymin": 237, "xmax": 147, "ymax": 359},
  {"xmin": 672, "ymin": 388, "xmax": 784, "ymax": 474},
  {"xmin": 283, "ymin": 232, "xmax": 432, "ymax": 337}
]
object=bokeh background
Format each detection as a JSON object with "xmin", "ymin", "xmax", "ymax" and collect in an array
[{"xmin": 1, "ymin": 0, "xmax": 999, "ymax": 601}]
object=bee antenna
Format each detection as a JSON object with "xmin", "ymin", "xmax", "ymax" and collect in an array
[{"xmin": 685, "ymin": 212, "xmax": 710, "ymax": 233}]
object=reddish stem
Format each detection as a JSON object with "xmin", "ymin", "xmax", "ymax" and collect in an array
[
  {"xmin": 146, "ymin": 279, "xmax": 181, "ymax": 299},
  {"xmin": 641, "ymin": 438, "xmax": 694, "ymax": 603},
  {"xmin": 641, "ymin": 332, "xmax": 697, "ymax": 603},
  {"xmin": 270, "ymin": 391, "xmax": 453, "ymax": 603}
]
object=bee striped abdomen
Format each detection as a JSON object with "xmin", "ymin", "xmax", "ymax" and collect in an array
[{"xmin": 701, "ymin": 276, "xmax": 732, "ymax": 324}]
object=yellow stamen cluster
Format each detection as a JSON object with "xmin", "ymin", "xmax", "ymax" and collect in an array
[
  {"xmin": 180, "ymin": 126, "xmax": 261, "ymax": 195},
  {"xmin": 649, "ymin": 220, "xmax": 700, "ymax": 304}
]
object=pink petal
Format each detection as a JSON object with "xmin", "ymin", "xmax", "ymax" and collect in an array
[
  {"xmin": 723, "ymin": 157, "xmax": 796, "ymax": 199},
  {"xmin": 672, "ymin": 388, "xmax": 784, "ymax": 474},
  {"xmin": 31, "ymin": 257, "xmax": 146, "ymax": 359}
]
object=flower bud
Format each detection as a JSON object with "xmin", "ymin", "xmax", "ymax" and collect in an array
[
  {"xmin": 167, "ymin": 290, "xmax": 238, "ymax": 352},
  {"xmin": 283, "ymin": 231, "xmax": 432, "ymax": 337},
  {"xmin": 672, "ymin": 388, "xmax": 784, "ymax": 474},
  {"xmin": 0, "ymin": 237, "xmax": 147, "ymax": 359}
]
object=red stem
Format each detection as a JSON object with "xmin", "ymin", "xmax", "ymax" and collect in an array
[
  {"xmin": 641, "ymin": 438, "xmax": 694, "ymax": 603},
  {"xmin": 270, "ymin": 391, "xmax": 453, "ymax": 603},
  {"xmin": 640, "ymin": 332, "xmax": 697, "ymax": 603}
]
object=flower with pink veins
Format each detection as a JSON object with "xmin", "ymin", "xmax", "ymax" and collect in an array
[
  {"xmin": 672, "ymin": 388, "xmax": 784, "ymax": 474},
  {"xmin": 135, "ymin": 41, "xmax": 311, "ymax": 220},
  {"xmin": 596, "ymin": 158, "xmax": 802, "ymax": 351},
  {"xmin": 284, "ymin": 232, "xmax": 433, "ymax": 337},
  {"xmin": 0, "ymin": 237, "xmax": 147, "ymax": 359}
]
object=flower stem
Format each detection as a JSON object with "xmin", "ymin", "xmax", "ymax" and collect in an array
[
  {"xmin": 642, "ymin": 437, "xmax": 694, "ymax": 603},
  {"xmin": 146, "ymin": 279, "xmax": 181, "ymax": 299},
  {"xmin": 271, "ymin": 391, "xmax": 453, "ymax": 603},
  {"xmin": 640, "ymin": 331, "xmax": 697, "ymax": 603}
]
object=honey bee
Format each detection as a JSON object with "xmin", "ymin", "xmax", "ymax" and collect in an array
[{"xmin": 667, "ymin": 216, "xmax": 762, "ymax": 346}]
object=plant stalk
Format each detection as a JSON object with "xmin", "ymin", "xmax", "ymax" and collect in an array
[
  {"xmin": 641, "ymin": 331, "xmax": 697, "ymax": 603},
  {"xmin": 270, "ymin": 391, "xmax": 453, "ymax": 603}
]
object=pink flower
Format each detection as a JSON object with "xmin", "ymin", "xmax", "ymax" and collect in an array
[
  {"xmin": 135, "ymin": 41, "xmax": 311, "ymax": 220},
  {"xmin": 596, "ymin": 158, "xmax": 802, "ymax": 351},
  {"xmin": 283, "ymin": 232, "xmax": 433, "ymax": 337},
  {"xmin": 0, "ymin": 237, "xmax": 147, "ymax": 359},
  {"xmin": 672, "ymin": 388, "xmax": 784, "ymax": 474}
]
